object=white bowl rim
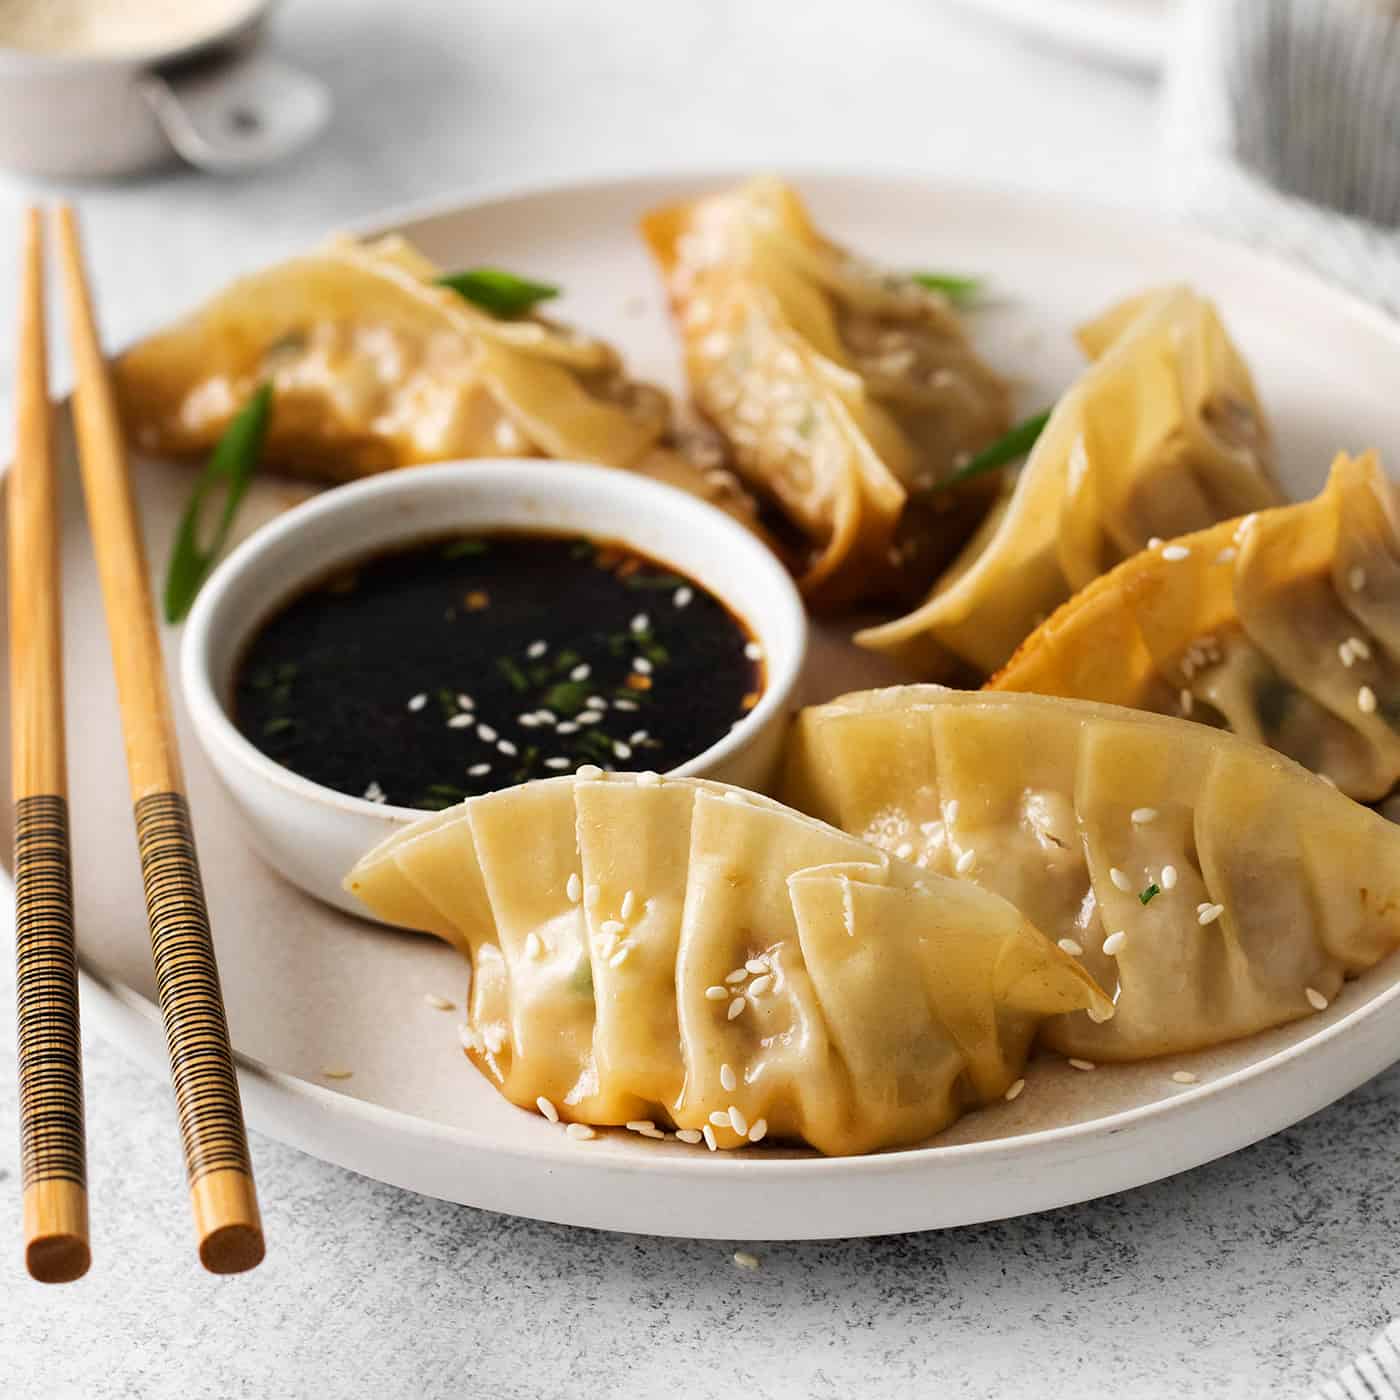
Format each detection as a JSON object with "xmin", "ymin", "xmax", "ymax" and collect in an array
[{"xmin": 180, "ymin": 457, "xmax": 809, "ymax": 828}]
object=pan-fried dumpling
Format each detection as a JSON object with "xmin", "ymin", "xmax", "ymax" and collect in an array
[
  {"xmin": 783, "ymin": 687, "xmax": 1400, "ymax": 1061},
  {"xmin": 991, "ymin": 452, "xmax": 1400, "ymax": 803},
  {"xmin": 114, "ymin": 234, "xmax": 768, "ymax": 539},
  {"xmin": 856, "ymin": 287, "xmax": 1281, "ymax": 675},
  {"xmin": 345, "ymin": 772, "xmax": 1109, "ymax": 1155},
  {"xmin": 642, "ymin": 177, "xmax": 1012, "ymax": 606}
]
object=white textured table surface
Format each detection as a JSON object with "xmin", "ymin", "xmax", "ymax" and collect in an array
[{"xmin": 0, "ymin": 3, "xmax": 1396, "ymax": 1397}]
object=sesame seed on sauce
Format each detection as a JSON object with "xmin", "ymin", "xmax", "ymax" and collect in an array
[
  {"xmin": 705, "ymin": 985, "xmax": 729, "ymax": 1000},
  {"xmin": 1109, "ymin": 867, "xmax": 1132, "ymax": 892},
  {"xmin": 1131, "ymin": 807, "xmax": 1157, "ymax": 825},
  {"xmin": 234, "ymin": 532, "xmax": 764, "ymax": 809},
  {"xmin": 1305, "ymin": 986, "xmax": 1329, "ymax": 1011},
  {"xmin": 1161, "ymin": 864, "xmax": 1179, "ymax": 890},
  {"xmin": 1057, "ymin": 938, "xmax": 1084, "ymax": 956},
  {"xmin": 702, "ymin": 1124, "xmax": 718, "ymax": 1151},
  {"xmin": 1004, "ymin": 1078, "xmax": 1026, "ymax": 1102},
  {"xmin": 1102, "ymin": 930, "xmax": 1127, "ymax": 956},
  {"xmin": 1197, "ymin": 902, "xmax": 1225, "ymax": 926}
]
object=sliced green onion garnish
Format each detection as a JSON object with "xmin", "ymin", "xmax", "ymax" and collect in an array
[
  {"xmin": 930, "ymin": 408, "xmax": 1052, "ymax": 493},
  {"xmin": 436, "ymin": 268, "xmax": 560, "ymax": 318},
  {"xmin": 163, "ymin": 382, "xmax": 273, "ymax": 623},
  {"xmin": 911, "ymin": 272, "xmax": 982, "ymax": 306},
  {"xmin": 1139, "ymin": 883, "xmax": 1161, "ymax": 906}
]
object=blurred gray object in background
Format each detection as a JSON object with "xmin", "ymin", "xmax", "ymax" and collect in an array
[{"xmin": 1167, "ymin": 0, "xmax": 1400, "ymax": 314}]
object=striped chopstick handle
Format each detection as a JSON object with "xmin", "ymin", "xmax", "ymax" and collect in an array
[
  {"xmin": 133, "ymin": 792, "xmax": 251, "ymax": 1181},
  {"xmin": 134, "ymin": 792, "xmax": 263, "ymax": 1272},
  {"xmin": 14, "ymin": 794, "xmax": 85, "ymax": 1193}
]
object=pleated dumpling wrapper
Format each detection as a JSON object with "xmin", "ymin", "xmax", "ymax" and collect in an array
[
  {"xmin": 642, "ymin": 177, "xmax": 1012, "ymax": 607},
  {"xmin": 991, "ymin": 452, "xmax": 1400, "ymax": 804},
  {"xmin": 856, "ymin": 287, "xmax": 1281, "ymax": 676},
  {"xmin": 114, "ymin": 233, "xmax": 766, "ymax": 538},
  {"xmin": 783, "ymin": 687, "xmax": 1400, "ymax": 1061},
  {"xmin": 344, "ymin": 773, "xmax": 1109, "ymax": 1156}
]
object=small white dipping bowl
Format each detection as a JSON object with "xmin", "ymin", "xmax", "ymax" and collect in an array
[{"xmin": 181, "ymin": 460, "xmax": 808, "ymax": 919}]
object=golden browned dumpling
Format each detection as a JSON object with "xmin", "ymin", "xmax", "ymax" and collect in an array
[
  {"xmin": 643, "ymin": 177, "xmax": 1012, "ymax": 607},
  {"xmin": 857, "ymin": 287, "xmax": 1281, "ymax": 675},
  {"xmin": 346, "ymin": 772, "xmax": 1109, "ymax": 1155},
  {"xmin": 784, "ymin": 687, "xmax": 1400, "ymax": 1061},
  {"xmin": 115, "ymin": 234, "xmax": 768, "ymax": 540},
  {"xmin": 991, "ymin": 451, "xmax": 1400, "ymax": 803}
]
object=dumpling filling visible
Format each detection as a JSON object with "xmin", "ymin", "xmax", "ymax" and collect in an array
[
  {"xmin": 857, "ymin": 286, "xmax": 1281, "ymax": 676},
  {"xmin": 346, "ymin": 773, "xmax": 1109, "ymax": 1155},
  {"xmin": 642, "ymin": 177, "xmax": 1012, "ymax": 607},
  {"xmin": 992, "ymin": 451, "xmax": 1400, "ymax": 803},
  {"xmin": 783, "ymin": 687, "xmax": 1400, "ymax": 1060}
]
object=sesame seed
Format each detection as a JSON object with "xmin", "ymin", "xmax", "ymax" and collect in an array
[
  {"xmin": 747, "ymin": 1118, "xmax": 768, "ymax": 1143},
  {"xmin": 706, "ymin": 986, "xmax": 728, "ymax": 1000},
  {"xmin": 1148, "ymin": 536, "xmax": 1164, "ymax": 548},
  {"xmin": 1215, "ymin": 547, "xmax": 1236, "ymax": 565},
  {"xmin": 1005, "ymin": 1078, "xmax": 1026, "ymax": 1102},
  {"xmin": 702, "ymin": 1125, "xmax": 718, "ymax": 1151},
  {"xmin": 728, "ymin": 1105, "xmax": 749, "ymax": 1136},
  {"xmin": 1305, "ymin": 986, "xmax": 1329, "ymax": 1011},
  {"xmin": 631, "ymin": 613, "xmax": 650, "ymax": 633},
  {"xmin": 707, "ymin": 1108, "xmax": 730, "ymax": 1129},
  {"xmin": 895, "ymin": 842, "xmax": 915, "ymax": 860},
  {"xmin": 525, "ymin": 932, "xmax": 543, "ymax": 959},
  {"xmin": 1131, "ymin": 807, "xmax": 1158, "ymax": 825},
  {"xmin": 585, "ymin": 695, "xmax": 607, "ymax": 710},
  {"xmin": 1350, "ymin": 636, "xmax": 1371, "ymax": 660},
  {"xmin": 745, "ymin": 958, "xmax": 768, "ymax": 974},
  {"xmin": 566, "ymin": 1123, "xmax": 596, "ymax": 1141},
  {"xmin": 630, "ymin": 729, "xmax": 649, "ymax": 745},
  {"xmin": 676, "ymin": 1129, "xmax": 704, "ymax": 1144},
  {"xmin": 632, "ymin": 656, "xmax": 653, "ymax": 675},
  {"xmin": 545, "ymin": 757, "xmax": 571, "ymax": 770},
  {"xmin": 527, "ymin": 640, "xmax": 547, "ymax": 659},
  {"xmin": 945, "ymin": 799, "xmax": 960, "ymax": 822},
  {"xmin": 626, "ymin": 1120, "xmax": 656, "ymax": 1133},
  {"xmin": 1103, "ymin": 930, "xmax": 1127, "ymax": 956},
  {"xmin": 584, "ymin": 884, "xmax": 600, "ymax": 908},
  {"xmin": 556, "ymin": 722, "xmax": 579, "ymax": 734},
  {"xmin": 620, "ymin": 890, "xmax": 637, "ymax": 920},
  {"xmin": 537, "ymin": 710, "xmax": 558, "ymax": 725},
  {"xmin": 363, "ymin": 780, "xmax": 387, "ymax": 804},
  {"xmin": 1057, "ymin": 939, "xmax": 1083, "ymax": 956},
  {"xmin": 407, "ymin": 693, "xmax": 428, "ymax": 712},
  {"xmin": 728, "ymin": 997, "xmax": 748, "ymax": 1020},
  {"xmin": 613, "ymin": 741, "xmax": 633, "ymax": 760},
  {"xmin": 576, "ymin": 712, "xmax": 601, "ymax": 726},
  {"xmin": 745, "ymin": 642, "xmax": 763, "ymax": 661},
  {"xmin": 1339, "ymin": 641, "xmax": 1357, "ymax": 667},
  {"xmin": 519, "ymin": 714, "xmax": 540, "ymax": 728},
  {"xmin": 1161, "ymin": 544, "xmax": 1191, "ymax": 562},
  {"xmin": 477, "ymin": 723, "xmax": 498, "ymax": 743},
  {"xmin": 614, "ymin": 698, "xmax": 639, "ymax": 712},
  {"xmin": 456, "ymin": 693, "xmax": 474, "ymax": 709},
  {"xmin": 600, "ymin": 920, "xmax": 625, "ymax": 938},
  {"xmin": 1350, "ymin": 566, "xmax": 1367, "ymax": 592},
  {"xmin": 321, "ymin": 1067, "xmax": 354, "ymax": 1080},
  {"xmin": 1180, "ymin": 689, "xmax": 1194, "ymax": 716},
  {"xmin": 674, "ymin": 587, "xmax": 694, "ymax": 608},
  {"xmin": 1109, "ymin": 867, "xmax": 1132, "ymax": 892},
  {"xmin": 468, "ymin": 763, "xmax": 491, "ymax": 777},
  {"xmin": 447, "ymin": 713, "xmax": 474, "ymax": 729},
  {"xmin": 577, "ymin": 764, "xmax": 603, "ymax": 780},
  {"xmin": 1358, "ymin": 685, "xmax": 1378, "ymax": 714},
  {"xmin": 1171, "ymin": 1071, "xmax": 1198, "ymax": 1085},
  {"xmin": 955, "ymin": 849, "xmax": 976, "ymax": 874},
  {"xmin": 1068, "ymin": 1059, "xmax": 1096, "ymax": 1072},
  {"xmin": 1197, "ymin": 903, "xmax": 1225, "ymax": 925},
  {"xmin": 423, "ymin": 993, "xmax": 455, "ymax": 1011},
  {"xmin": 720, "ymin": 1063, "xmax": 737, "ymax": 1092},
  {"xmin": 1161, "ymin": 864, "xmax": 1179, "ymax": 890},
  {"xmin": 497, "ymin": 740, "xmax": 518, "ymax": 757},
  {"xmin": 536, "ymin": 1096, "xmax": 559, "ymax": 1122},
  {"xmin": 609, "ymin": 947, "xmax": 630, "ymax": 968},
  {"xmin": 636, "ymin": 770, "xmax": 661, "ymax": 786},
  {"xmin": 566, "ymin": 873, "xmax": 582, "ymax": 904},
  {"xmin": 726, "ymin": 968, "xmax": 748, "ymax": 983},
  {"xmin": 570, "ymin": 663, "xmax": 591, "ymax": 681},
  {"xmin": 747, "ymin": 975, "xmax": 772, "ymax": 998}
]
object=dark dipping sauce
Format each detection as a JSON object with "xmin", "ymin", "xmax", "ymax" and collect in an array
[{"xmin": 234, "ymin": 531, "xmax": 766, "ymax": 811}]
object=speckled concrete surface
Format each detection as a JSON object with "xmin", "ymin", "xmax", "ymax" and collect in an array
[{"xmin": 0, "ymin": 3, "xmax": 1397, "ymax": 1395}]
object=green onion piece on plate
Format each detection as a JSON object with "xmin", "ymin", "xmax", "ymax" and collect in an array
[
  {"xmin": 931, "ymin": 408, "xmax": 1052, "ymax": 493},
  {"xmin": 911, "ymin": 272, "xmax": 982, "ymax": 306},
  {"xmin": 1139, "ymin": 883, "xmax": 1161, "ymax": 906},
  {"xmin": 163, "ymin": 382, "xmax": 273, "ymax": 624},
  {"xmin": 436, "ymin": 268, "xmax": 560, "ymax": 318}
]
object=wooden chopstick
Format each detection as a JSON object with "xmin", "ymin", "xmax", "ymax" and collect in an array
[
  {"xmin": 53, "ymin": 205, "xmax": 265, "ymax": 1275},
  {"xmin": 10, "ymin": 207, "xmax": 90, "ymax": 1284}
]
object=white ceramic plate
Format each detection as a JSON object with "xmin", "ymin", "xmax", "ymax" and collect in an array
[
  {"xmin": 946, "ymin": 0, "xmax": 1173, "ymax": 73},
  {"xmin": 6, "ymin": 171, "xmax": 1400, "ymax": 1240}
]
